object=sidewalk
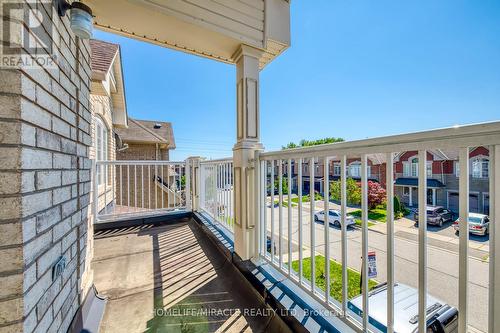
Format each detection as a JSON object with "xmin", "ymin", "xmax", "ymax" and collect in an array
[{"xmin": 369, "ymin": 217, "xmax": 490, "ymax": 254}]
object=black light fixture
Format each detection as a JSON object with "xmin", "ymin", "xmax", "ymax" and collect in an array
[{"xmin": 56, "ymin": 1, "xmax": 93, "ymax": 39}]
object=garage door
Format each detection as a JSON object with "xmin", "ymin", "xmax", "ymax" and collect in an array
[{"xmin": 447, "ymin": 192, "xmax": 479, "ymax": 213}]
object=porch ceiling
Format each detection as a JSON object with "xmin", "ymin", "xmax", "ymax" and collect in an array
[{"xmin": 84, "ymin": 0, "xmax": 290, "ymax": 69}]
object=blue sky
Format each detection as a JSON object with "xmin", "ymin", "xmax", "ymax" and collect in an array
[{"xmin": 94, "ymin": 0, "xmax": 500, "ymax": 161}]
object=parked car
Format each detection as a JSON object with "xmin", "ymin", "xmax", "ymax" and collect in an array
[
  {"xmin": 453, "ymin": 213, "xmax": 490, "ymax": 236},
  {"xmin": 314, "ymin": 209, "xmax": 356, "ymax": 228},
  {"xmin": 413, "ymin": 206, "xmax": 454, "ymax": 227},
  {"xmin": 348, "ymin": 283, "xmax": 458, "ymax": 333}
]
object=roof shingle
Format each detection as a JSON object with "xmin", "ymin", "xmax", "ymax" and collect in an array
[{"xmin": 90, "ymin": 39, "xmax": 119, "ymax": 74}]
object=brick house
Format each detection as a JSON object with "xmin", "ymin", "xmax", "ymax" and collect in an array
[
  {"xmin": 394, "ymin": 147, "xmax": 490, "ymax": 214},
  {"xmin": 114, "ymin": 118, "xmax": 176, "ymax": 209}
]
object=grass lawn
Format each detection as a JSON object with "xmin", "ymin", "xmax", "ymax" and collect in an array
[
  {"xmin": 291, "ymin": 255, "xmax": 377, "ymax": 302},
  {"xmin": 349, "ymin": 208, "xmax": 387, "ymax": 222}
]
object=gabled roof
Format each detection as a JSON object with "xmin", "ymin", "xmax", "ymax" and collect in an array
[
  {"xmin": 90, "ymin": 39, "xmax": 119, "ymax": 75},
  {"xmin": 114, "ymin": 118, "xmax": 175, "ymax": 148}
]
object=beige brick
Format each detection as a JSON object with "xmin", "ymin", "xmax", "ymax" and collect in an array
[
  {"xmin": 22, "ymin": 217, "xmax": 36, "ymax": 243},
  {"xmin": 53, "ymin": 218, "xmax": 71, "ymax": 242},
  {"xmin": 23, "ymin": 308, "xmax": 37, "ymax": 333},
  {"xmin": 0, "ymin": 297, "xmax": 23, "ymax": 324},
  {"xmin": 0, "ymin": 246, "xmax": 23, "ymax": 273},
  {"xmin": 36, "ymin": 206, "xmax": 61, "ymax": 233},
  {"xmin": 36, "ymin": 171, "xmax": 61, "ymax": 190},
  {"xmin": 23, "ymin": 230, "xmax": 52, "ymax": 266},
  {"xmin": 0, "ymin": 120, "xmax": 21, "ymax": 144},
  {"xmin": 36, "ymin": 128, "xmax": 61, "ymax": 151},
  {"xmin": 52, "ymin": 117, "xmax": 71, "ymax": 138},
  {"xmin": 0, "ymin": 69, "xmax": 21, "ymax": 94},
  {"xmin": 0, "ymin": 147, "xmax": 21, "ymax": 170},
  {"xmin": 33, "ymin": 303, "xmax": 52, "ymax": 333},
  {"xmin": 23, "ymin": 263, "xmax": 37, "ymax": 293},
  {"xmin": 23, "ymin": 269, "xmax": 51, "ymax": 315},
  {"xmin": 20, "ymin": 122, "xmax": 36, "ymax": 147},
  {"xmin": 21, "ymin": 98, "xmax": 51, "ymax": 130},
  {"xmin": 36, "ymin": 243, "xmax": 61, "ymax": 277},
  {"xmin": 21, "ymin": 191, "xmax": 52, "ymax": 217},
  {"xmin": 21, "ymin": 148, "xmax": 52, "ymax": 169},
  {"xmin": 47, "ymin": 311, "xmax": 62, "ymax": 333},
  {"xmin": 53, "ymin": 153, "xmax": 72, "ymax": 169},
  {"xmin": 0, "ymin": 94, "xmax": 21, "ymax": 119},
  {"xmin": 0, "ymin": 273, "xmax": 22, "ymax": 298},
  {"xmin": 0, "ymin": 222, "xmax": 22, "ymax": 247},
  {"xmin": 61, "ymin": 199, "xmax": 77, "ymax": 219},
  {"xmin": 36, "ymin": 86, "xmax": 59, "ymax": 116},
  {"xmin": 53, "ymin": 186, "xmax": 71, "ymax": 205},
  {"xmin": 0, "ymin": 196, "xmax": 22, "ymax": 220},
  {"xmin": 61, "ymin": 229, "xmax": 76, "ymax": 253},
  {"xmin": 61, "ymin": 170, "xmax": 77, "ymax": 185},
  {"xmin": 52, "ymin": 280, "xmax": 71, "ymax": 316},
  {"xmin": 0, "ymin": 172, "xmax": 21, "ymax": 195}
]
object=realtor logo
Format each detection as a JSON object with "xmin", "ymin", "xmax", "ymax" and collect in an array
[{"xmin": 1, "ymin": 0, "xmax": 56, "ymax": 68}]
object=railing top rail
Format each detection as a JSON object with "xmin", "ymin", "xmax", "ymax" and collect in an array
[
  {"xmin": 200, "ymin": 157, "xmax": 233, "ymax": 164},
  {"xmin": 95, "ymin": 160, "xmax": 186, "ymax": 165},
  {"xmin": 260, "ymin": 120, "xmax": 500, "ymax": 160}
]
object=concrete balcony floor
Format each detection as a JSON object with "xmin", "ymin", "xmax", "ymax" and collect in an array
[{"xmin": 93, "ymin": 219, "xmax": 291, "ymax": 333}]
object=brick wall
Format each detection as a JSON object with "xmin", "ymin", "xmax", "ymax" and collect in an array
[
  {"xmin": 115, "ymin": 144, "xmax": 171, "ymax": 209},
  {"xmin": 0, "ymin": 2, "xmax": 92, "ymax": 332}
]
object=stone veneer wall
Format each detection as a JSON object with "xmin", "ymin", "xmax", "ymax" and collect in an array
[{"xmin": 0, "ymin": 1, "xmax": 93, "ymax": 332}]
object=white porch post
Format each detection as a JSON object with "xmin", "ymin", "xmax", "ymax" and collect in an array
[
  {"xmin": 233, "ymin": 45, "xmax": 264, "ymax": 260},
  {"xmin": 432, "ymin": 188, "xmax": 436, "ymax": 206},
  {"xmin": 409, "ymin": 187, "xmax": 413, "ymax": 207},
  {"xmin": 186, "ymin": 157, "xmax": 201, "ymax": 211}
]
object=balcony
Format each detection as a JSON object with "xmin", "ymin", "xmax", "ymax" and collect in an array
[{"xmin": 90, "ymin": 121, "xmax": 500, "ymax": 333}]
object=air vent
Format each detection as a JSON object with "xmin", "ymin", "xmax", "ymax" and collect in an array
[{"xmin": 154, "ymin": 123, "xmax": 162, "ymax": 129}]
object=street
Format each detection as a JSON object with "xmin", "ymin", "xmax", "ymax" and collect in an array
[{"xmin": 264, "ymin": 201, "xmax": 489, "ymax": 332}]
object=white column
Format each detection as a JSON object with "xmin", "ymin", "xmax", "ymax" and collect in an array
[
  {"xmin": 232, "ymin": 45, "xmax": 264, "ymax": 260},
  {"xmin": 432, "ymin": 188, "xmax": 436, "ymax": 206},
  {"xmin": 489, "ymin": 145, "xmax": 500, "ymax": 332},
  {"xmin": 409, "ymin": 187, "xmax": 413, "ymax": 207},
  {"xmin": 186, "ymin": 156, "xmax": 201, "ymax": 211}
]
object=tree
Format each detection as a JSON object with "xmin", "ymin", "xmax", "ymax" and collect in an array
[
  {"xmin": 282, "ymin": 137, "xmax": 344, "ymax": 150},
  {"xmin": 367, "ymin": 181, "xmax": 386, "ymax": 209},
  {"xmin": 329, "ymin": 178, "xmax": 361, "ymax": 206}
]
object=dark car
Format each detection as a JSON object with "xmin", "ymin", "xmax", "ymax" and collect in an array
[{"xmin": 414, "ymin": 206, "xmax": 454, "ymax": 227}]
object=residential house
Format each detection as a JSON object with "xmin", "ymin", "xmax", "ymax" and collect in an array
[
  {"xmin": 89, "ymin": 39, "xmax": 128, "ymax": 213},
  {"xmin": 394, "ymin": 147, "xmax": 490, "ymax": 214},
  {"xmin": 114, "ymin": 118, "xmax": 177, "ymax": 210}
]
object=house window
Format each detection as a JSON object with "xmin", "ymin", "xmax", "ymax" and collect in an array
[
  {"xmin": 472, "ymin": 158, "xmax": 489, "ymax": 178},
  {"xmin": 333, "ymin": 163, "xmax": 341, "ymax": 176},
  {"xmin": 348, "ymin": 162, "xmax": 371, "ymax": 178},
  {"xmin": 403, "ymin": 157, "xmax": 431, "ymax": 177},
  {"xmin": 455, "ymin": 161, "xmax": 460, "ymax": 177},
  {"xmin": 349, "ymin": 163, "xmax": 360, "ymax": 178},
  {"xmin": 95, "ymin": 117, "xmax": 108, "ymax": 185}
]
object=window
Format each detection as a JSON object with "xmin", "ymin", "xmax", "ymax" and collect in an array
[
  {"xmin": 95, "ymin": 117, "xmax": 108, "ymax": 185},
  {"xmin": 455, "ymin": 161, "xmax": 460, "ymax": 177},
  {"xmin": 472, "ymin": 158, "xmax": 489, "ymax": 178},
  {"xmin": 333, "ymin": 163, "xmax": 341, "ymax": 176},
  {"xmin": 349, "ymin": 163, "xmax": 360, "ymax": 178},
  {"xmin": 347, "ymin": 162, "xmax": 371, "ymax": 178},
  {"xmin": 403, "ymin": 157, "xmax": 431, "ymax": 177}
]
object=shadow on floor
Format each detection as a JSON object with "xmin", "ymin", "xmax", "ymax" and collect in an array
[{"xmin": 94, "ymin": 219, "xmax": 289, "ymax": 333}]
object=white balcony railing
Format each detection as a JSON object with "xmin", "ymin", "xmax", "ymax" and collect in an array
[
  {"xmin": 256, "ymin": 121, "xmax": 500, "ymax": 333},
  {"xmin": 199, "ymin": 158, "xmax": 234, "ymax": 233},
  {"xmin": 93, "ymin": 160, "xmax": 188, "ymax": 222}
]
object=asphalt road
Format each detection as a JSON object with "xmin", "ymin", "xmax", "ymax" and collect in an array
[{"xmin": 264, "ymin": 204, "xmax": 489, "ymax": 332}]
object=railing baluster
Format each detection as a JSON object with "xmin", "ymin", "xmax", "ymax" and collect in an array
[
  {"xmin": 458, "ymin": 147, "xmax": 470, "ymax": 333},
  {"xmin": 341, "ymin": 155, "xmax": 348, "ymax": 315},
  {"xmin": 271, "ymin": 160, "xmax": 276, "ymax": 262},
  {"xmin": 418, "ymin": 150, "xmax": 428, "ymax": 333},
  {"xmin": 324, "ymin": 157, "xmax": 330, "ymax": 303},
  {"xmin": 134, "ymin": 165, "xmax": 137, "ymax": 210},
  {"xmin": 148, "ymin": 165, "xmax": 151, "ymax": 209},
  {"xmin": 361, "ymin": 154, "xmax": 369, "ymax": 330},
  {"xmin": 298, "ymin": 158, "xmax": 303, "ymax": 285},
  {"xmin": 127, "ymin": 165, "xmax": 130, "ymax": 212},
  {"xmin": 310, "ymin": 157, "xmax": 316, "ymax": 293},
  {"xmin": 386, "ymin": 152, "xmax": 395, "ymax": 333},
  {"xmin": 161, "ymin": 165, "xmax": 164, "ymax": 209},
  {"xmin": 279, "ymin": 160, "xmax": 284, "ymax": 270},
  {"xmin": 489, "ymin": 145, "xmax": 500, "ymax": 333},
  {"xmin": 141, "ymin": 165, "xmax": 144, "ymax": 209},
  {"xmin": 287, "ymin": 159, "xmax": 292, "ymax": 276},
  {"xmin": 120, "ymin": 165, "xmax": 123, "ymax": 207},
  {"xmin": 261, "ymin": 160, "xmax": 267, "ymax": 257}
]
